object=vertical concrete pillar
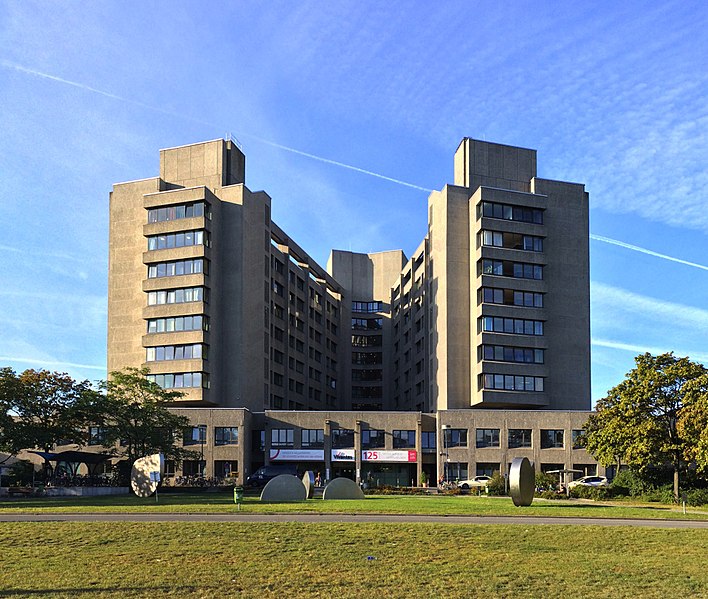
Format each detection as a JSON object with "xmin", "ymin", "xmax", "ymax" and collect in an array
[
  {"xmin": 416, "ymin": 416, "xmax": 423, "ymax": 486},
  {"xmin": 355, "ymin": 419, "xmax": 362, "ymax": 484},
  {"xmin": 264, "ymin": 418, "xmax": 271, "ymax": 466},
  {"xmin": 324, "ymin": 418, "xmax": 332, "ymax": 482}
]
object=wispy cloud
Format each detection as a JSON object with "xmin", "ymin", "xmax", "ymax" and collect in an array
[
  {"xmin": 590, "ymin": 235, "xmax": 708, "ymax": 271},
  {"xmin": 591, "ymin": 338, "xmax": 708, "ymax": 364},
  {"xmin": 0, "ymin": 356, "xmax": 105, "ymax": 371}
]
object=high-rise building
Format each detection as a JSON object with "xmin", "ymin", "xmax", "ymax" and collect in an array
[{"xmin": 108, "ymin": 137, "xmax": 590, "ymax": 413}]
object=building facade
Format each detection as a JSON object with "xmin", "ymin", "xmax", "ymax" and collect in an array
[{"xmin": 107, "ymin": 136, "xmax": 595, "ymax": 484}]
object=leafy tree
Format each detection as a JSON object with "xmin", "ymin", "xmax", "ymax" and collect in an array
[
  {"xmin": 677, "ymin": 373, "xmax": 708, "ymax": 474},
  {"xmin": 96, "ymin": 367, "xmax": 194, "ymax": 466},
  {"xmin": 585, "ymin": 353, "xmax": 707, "ymax": 501}
]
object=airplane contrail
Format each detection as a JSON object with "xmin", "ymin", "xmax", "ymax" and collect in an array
[
  {"xmin": 0, "ymin": 60, "xmax": 433, "ymax": 192},
  {"xmin": 590, "ymin": 234, "xmax": 708, "ymax": 271}
]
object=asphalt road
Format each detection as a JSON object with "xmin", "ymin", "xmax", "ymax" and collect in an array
[{"xmin": 1, "ymin": 512, "xmax": 707, "ymax": 528}]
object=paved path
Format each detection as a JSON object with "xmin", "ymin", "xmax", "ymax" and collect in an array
[{"xmin": 1, "ymin": 512, "xmax": 707, "ymax": 528}]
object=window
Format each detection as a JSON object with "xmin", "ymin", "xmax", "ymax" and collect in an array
[
  {"xmin": 271, "ymin": 428, "xmax": 294, "ymax": 448},
  {"xmin": 147, "ymin": 201, "xmax": 208, "ymax": 223},
  {"xmin": 421, "ymin": 431, "xmax": 436, "ymax": 451},
  {"xmin": 362, "ymin": 429, "xmax": 385, "ymax": 449},
  {"xmin": 352, "ymin": 318, "xmax": 383, "ymax": 330},
  {"xmin": 479, "ymin": 230, "xmax": 543, "ymax": 252},
  {"xmin": 479, "ymin": 260, "xmax": 543, "ymax": 280},
  {"xmin": 572, "ymin": 429, "xmax": 585, "ymax": 449},
  {"xmin": 301, "ymin": 429, "xmax": 324, "ymax": 448},
  {"xmin": 444, "ymin": 428, "xmax": 467, "ymax": 448},
  {"xmin": 332, "ymin": 428, "xmax": 354, "ymax": 449},
  {"xmin": 352, "ymin": 301, "xmax": 383, "ymax": 313},
  {"xmin": 214, "ymin": 427, "xmax": 238, "ymax": 446},
  {"xmin": 88, "ymin": 426, "xmax": 106, "ymax": 445},
  {"xmin": 352, "ymin": 352, "xmax": 383, "ymax": 365},
  {"xmin": 479, "ymin": 201, "xmax": 543, "ymax": 224},
  {"xmin": 479, "ymin": 345, "xmax": 544, "ymax": 364},
  {"xmin": 446, "ymin": 462, "xmax": 469, "ymax": 481},
  {"xmin": 393, "ymin": 430, "xmax": 415, "ymax": 449},
  {"xmin": 352, "ymin": 335, "xmax": 382, "ymax": 347},
  {"xmin": 479, "ymin": 287, "xmax": 543, "ymax": 308},
  {"xmin": 478, "ymin": 316, "xmax": 543, "ymax": 336},
  {"xmin": 508, "ymin": 429, "xmax": 532, "ymax": 449},
  {"xmin": 479, "ymin": 374, "xmax": 544, "ymax": 392},
  {"xmin": 476, "ymin": 428, "xmax": 500, "ymax": 448},
  {"xmin": 476, "ymin": 463, "xmax": 500, "ymax": 477},
  {"xmin": 145, "ymin": 343, "xmax": 205, "ymax": 362},
  {"xmin": 252, "ymin": 430, "xmax": 265, "ymax": 452},
  {"xmin": 351, "ymin": 369, "xmax": 383, "ymax": 382},
  {"xmin": 147, "ymin": 287, "xmax": 205, "ymax": 306},
  {"xmin": 541, "ymin": 429, "xmax": 564, "ymax": 449},
  {"xmin": 147, "ymin": 258, "xmax": 206, "ymax": 279},
  {"xmin": 183, "ymin": 425, "xmax": 206, "ymax": 446},
  {"xmin": 146, "ymin": 315, "xmax": 207, "ymax": 334},
  {"xmin": 147, "ymin": 372, "xmax": 207, "ymax": 389},
  {"xmin": 147, "ymin": 230, "xmax": 208, "ymax": 251}
]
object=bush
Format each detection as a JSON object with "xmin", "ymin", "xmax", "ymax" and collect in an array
[
  {"xmin": 535, "ymin": 471, "xmax": 558, "ymax": 492},
  {"xmin": 685, "ymin": 488, "xmax": 708, "ymax": 507},
  {"xmin": 486, "ymin": 472, "xmax": 507, "ymax": 496},
  {"xmin": 536, "ymin": 490, "xmax": 565, "ymax": 500},
  {"xmin": 610, "ymin": 469, "xmax": 650, "ymax": 497},
  {"xmin": 569, "ymin": 485, "xmax": 612, "ymax": 501}
]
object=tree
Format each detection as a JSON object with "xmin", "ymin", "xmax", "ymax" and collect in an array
[
  {"xmin": 0, "ymin": 368, "xmax": 96, "ymax": 468},
  {"xmin": 584, "ymin": 352, "xmax": 707, "ymax": 501},
  {"xmin": 96, "ymin": 367, "xmax": 194, "ymax": 466},
  {"xmin": 677, "ymin": 373, "xmax": 708, "ymax": 474}
]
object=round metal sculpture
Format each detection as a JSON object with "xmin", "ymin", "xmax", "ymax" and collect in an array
[
  {"xmin": 302, "ymin": 470, "xmax": 315, "ymax": 499},
  {"xmin": 130, "ymin": 453, "xmax": 164, "ymax": 498},
  {"xmin": 509, "ymin": 457, "xmax": 535, "ymax": 507},
  {"xmin": 322, "ymin": 477, "xmax": 365, "ymax": 500},
  {"xmin": 260, "ymin": 474, "xmax": 307, "ymax": 502}
]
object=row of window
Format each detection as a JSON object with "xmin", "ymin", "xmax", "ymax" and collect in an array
[
  {"xmin": 271, "ymin": 428, "xmax": 419, "ymax": 449},
  {"xmin": 440, "ymin": 462, "xmax": 597, "ymax": 481},
  {"xmin": 352, "ymin": 351, "xmax": 383, "ymax": 365},
  {"xmin": 147, "ymin": 287, "xmax": 206, "ymax": 306},
  {"xmin": 479, "ymin": 345, "xmax": 544, "ymax": 364},
  {"xmin": 352, "ymin": 318, "xmax": 383, "ymax": 330},
  {"xmin": 480, "ymin": 287, "xmax": 544, "ymax": 308},
  {"xmin": 443, "ymin": 428, "xmax": 583, "ymax": 450},
  {"xmin": 146, "ymin": 315, "xmax": 207, "ymax": 334},
  {"xmin": 147, "ymin": 372, "xmax": 209, "ymax": 389},
  {"xmin": 480, "ymin": 259, "xmax": 543, "ymax": 280},
  {"xmin": 183, "ymin": 425, "xmax": 238, "ymax": 446},
  {"xmin": 352, "ymin": 301, "xmax": 383, "ymax": 313},
  {"xmin": 479, "ymin": 374, "xmax": 545, "ymax": 392},
  {"xmin": 145, "ymin": 343, "xmax": 205, "ymax": 362},
  {"xmin": 479, "ymin": 201, "xmax": 543, "ymax": 224},
  {"xmin": 148, "ymin": 201, "xmax": 209, "ymax": 223},
  {"xmin": 147, "ymin": 230, "xmax": 208, "ymax": 251},
  {"xmin": 148, "ymin": 259, "xmax": 206, "ymax": 279},
  {"xmin": 479, "ymin": 230, "xmax": 543, "ymax": 252},
  {"xmin": 352, "ymin": 335, "xmax": 382, "ymax": 347},
  {"xmin": 479, "ymin": 316, "xmax": 544, "ymax": 336}
]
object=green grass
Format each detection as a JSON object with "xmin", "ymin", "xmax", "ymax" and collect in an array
[
  {"xmin": 0, "ymin": 521, "xmax": 706, "ymax": 597},
  {"xmin": 2, "ymin": 491, "xmax": 708, "ymax": 520}
]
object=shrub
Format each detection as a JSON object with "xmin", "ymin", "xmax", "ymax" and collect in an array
[
  {"xmin": 535, "ymin": 471, "xmax": 558, "ymax": 492},
  {"xmin": 610, "ymin": 469, "xmax": 649, "ymax": 497},
  {"xmin": 569, "ymin": 485, "xmax": 612, "ymax": 501},
  {"xmin": 685, "ymin": 488, "xmax": 708, "ymax": 507},
  {"xmin": 486, "ymin": 472, "xmax": 507, "ymax": 496},
  {"xmin": 536, "ymin": 490, "xmax": 565, "ymax": 500}
]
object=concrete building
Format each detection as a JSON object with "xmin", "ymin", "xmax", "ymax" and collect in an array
[{"xmin": 107, "ymin": 136, "xmax": 595, "ymax": 484}]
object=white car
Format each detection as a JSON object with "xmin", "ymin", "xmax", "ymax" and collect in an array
[
  {"xmin": 567, "ymin": 475, "xmax": 608, "ymax": 489},
  {"xmin": 457, "ymin": 475, "xmax": 492, "ymax": 490}
]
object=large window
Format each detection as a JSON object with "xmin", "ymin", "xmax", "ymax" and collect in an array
[
  {"xmin": 421, "ymin": 431, "xmax": 436, "ymax": 451},
  {"xmin": 479, "ymin": 201, "xmax": 543, "ymax": 224},
  {"xmin": 480, "ymin": 287, "xmax": 543, "ymax": 308},
  {"xmin": 393, "ymin": 430, "xmax": 415, "ymax": 449},
  {"xmin": 352, "ymin": 335, "xmax": 382, "ymax": 347},
  {"xmin": 183, "ymin": 425, "xmax": 206, "ymax": 446},
  {"xmin": 541, "ymin": 429, "xmax": 564, "ymax": 449},
  {"xmin": 147, "ymin": 287, "xmax": 206, "ymax": 306},
  {"xmin": 301, "ymin": 429, "xmax": 324, "ymax": 448},
  {"xmin": 479, "ymin": 230, "xmax": 543, "ymax": 252},
  {"xmin": 147, "ymin": 315, "xmax": 206, "ymax": 334},
  {"xmin": 479, "ymin": 345, "xmax": 544, "ymax": 364},
  {"xmin": 479, "ymin": 316, "xmax": 543, "ymax": 336},
  {"xmin": 476, "ymin": 463, "xmax": 500, "ymax": 477},
  {"xmin": 572, "ymin": 429, "xmax": 585, "ymax": 449},
  {"xmin": 214, "ymin": 427, "xmax": 238, "ymax": 446},
  {"xmin": 352, "ymin": 318, "xmax": 383, "ymax": 330},
  {"xmin": 88, "ymin": 426, "xmax": 106, "ymax": 446},
  {"xmin": 271, "ymin": 428, "xmax": 294, "ymax": 448},
  {"xmin": 352, "ymin": 352, "xmax": 383, "ymax": 365},
  {"xmin": 147, "ymin": 372, "xmax": 207, "ymax": 389},
  {"xmin": 443, "ymin": 428, "xmax": 468, "ymax": 448},
  {"xmin": 148, "ymin": 201, "xmax": 208, "ymax": 223},
  {"xmin": 362, "ymin": 429, "xmax": 385, "ymax": 449},
  {"xmin": 352, "ymin": 301, "xmax": 383, "ymax": 313},
  {"xmin": 479, "ymin": 374, "xmax": 544, "ymax": 392},
  {"xmin": 147, "ymin": 259, "xmax": 206, "ymax": 279},
  {"xmin": 146, "ymin": 343, "xmax": 205, "ymax": 362},
  {"xmin": 332, "ymin": 428, "xmax": 354, "ymax": 449},
  {"xmin": 351, "ymin": 369, "xmax": 383, "ymax": 382},
  {"xmin": 147, "ymin": 230, "xmax": 208, "ymax": 251},
  {"xmin": 476, "ymin": 428, "xmax": 500, "ymax": 448},
  {"xmin": 508, "ymin": 429, "xmax": 532, "ymax": 449},
  {"xmin": 479, "ymin": 260, "xmax": 543, "ymax": 280}
]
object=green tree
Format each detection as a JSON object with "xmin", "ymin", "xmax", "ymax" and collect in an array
[
  {"xmin": 585, "ymin": 352, "xmax": 707, "ymax": 501},
  {"xmin": 677, "ymin": 373, "xmax": 708, "ymax": 474},
  {"xmin": 96, "ymin": 367, "xmax": 194, "ymax": 466}
]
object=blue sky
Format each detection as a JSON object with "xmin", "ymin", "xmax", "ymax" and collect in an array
[{"xmin": 0, "ymin": 1, "xmax": 706, "ymax": 403}]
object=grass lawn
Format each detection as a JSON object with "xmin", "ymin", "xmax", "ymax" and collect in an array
[
  {"xmin": 1, "ymin": 521, "xmax": 706, "ymax": 598},
  {"xmin": 1, "ymin": 491, "xmax": 707, "ymax": 520}
]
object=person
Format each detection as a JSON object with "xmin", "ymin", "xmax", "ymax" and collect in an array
[
  {"xmin": 438, "ymin": 474, "xmax": 445, "ymax": 487},
  {"xmin": 315, "ymin": 472, "xmax": 322, "ymax": 487}
]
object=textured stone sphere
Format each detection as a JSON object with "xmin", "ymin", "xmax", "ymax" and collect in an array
[
  {"xmin": 130, "ymin": 453, "xmax": 163, "ymax": 498},
  {"xmin": 509, "ymin": 457, "xmax": 535, "ymax": 507},
  {"xmin": 260, "ymin": 474, "xmax": 307, "ymax": 502}
]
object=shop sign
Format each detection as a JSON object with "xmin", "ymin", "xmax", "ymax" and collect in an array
[
  {"xmin": 362, "ymin": 450, "xmax": 417, "ymax": 462},
  {"xmin": 269, "ymin": 449, "xmax": 324, "ymax": 461},
  {"xmin": 331, "ymin": 449, "xmax": 356, "ymax": 461}
]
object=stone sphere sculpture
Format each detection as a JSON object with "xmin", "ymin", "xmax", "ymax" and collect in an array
[
  {"xmin": 322, "ymin": 477, "xmax": 365, "ymax": 500},
  {"xmin": 509, "ymin": 457, "xmax": 535, "ymax": 507},
  {"xmin": 131, "ymin": 453, "xmax": 164, "ymax": 498},
  {"xmin": 260, "ymin": 474, "xmax": 307, "ymax": 501}
]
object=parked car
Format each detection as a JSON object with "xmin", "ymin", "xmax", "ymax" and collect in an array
[
  {"xmin": 245, "ymin": 464, "xmax": 298, "ymax": 488},
  {"xmin": 567, "ymin": 475, "xmax": 608, "ymax": 489},
  {"xmin": 457, "ymin": 475, "xmax": 492, "ymax": 490}
]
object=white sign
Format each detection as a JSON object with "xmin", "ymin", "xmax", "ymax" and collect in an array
[
  {"xmin": 269, "ymin": 449, "xmax": 324, "ymax": 461},
  {"xmin": 149, "ymin": 471, "xmax": 161, "ymax": 483},
  {"xmin": 331, "ymin": 449, "xmax": 356, "ymax": 461},
  {"xmin": 362, "ymin": 450, "xmax": 418, "ymax": 463}
]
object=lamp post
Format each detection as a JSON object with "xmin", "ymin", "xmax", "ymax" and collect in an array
[{"xmin": 199, "ymin": 425, "xmax": 206, "ymax": 478}]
